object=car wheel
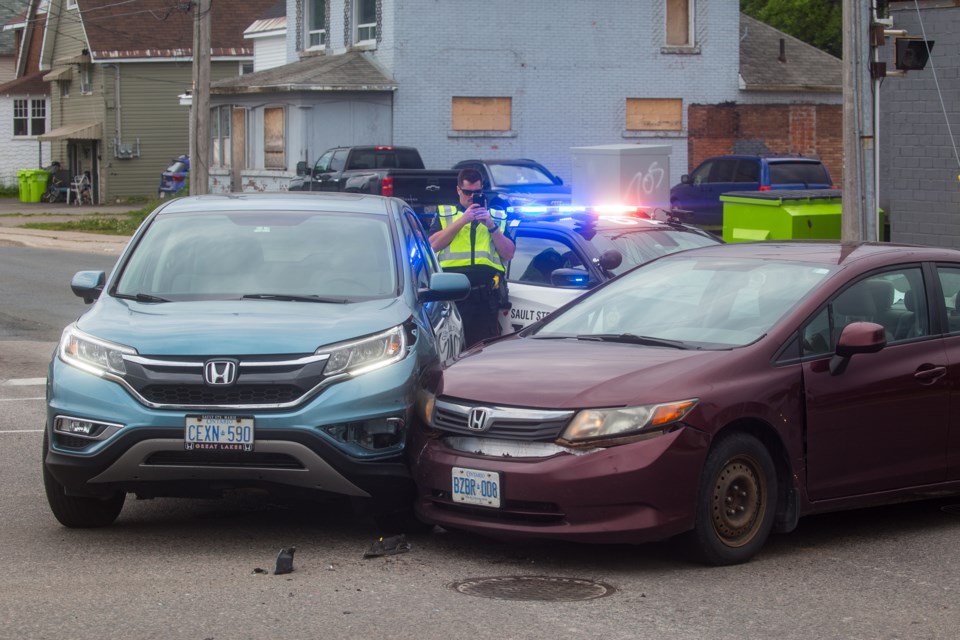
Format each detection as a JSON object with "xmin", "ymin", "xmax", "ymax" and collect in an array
[
  {"xmin": 687, "ymin": 432, "xmax": 777, "ymax": 566},
  {"xmin": 42, "ymin": 431, "xmax": 124, "ymax": 528}
]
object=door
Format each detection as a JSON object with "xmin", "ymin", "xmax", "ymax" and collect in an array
[
  {"xmin": 934, "ymin": 264, "xmax": 960, "ymax": 480},
  {"xmin": 316, "ymin": 148, "xmax": 348, "ymax": 191},
  {"xmin": 405, "ymin": 210, "xmax": 464, "ymax": 365},
  {"xmin": 803, "ymin": 267, "xmax": 950, "ymax": 500}
]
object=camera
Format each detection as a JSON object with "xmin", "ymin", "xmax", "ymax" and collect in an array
[{"xmin": 472, "ymin": 193, "xmax": 487, "ymax": 208}]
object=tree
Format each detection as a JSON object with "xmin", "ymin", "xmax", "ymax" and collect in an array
[{"xmin": 741, "ymin": 0, "xmax": 842, "ymax": 58}]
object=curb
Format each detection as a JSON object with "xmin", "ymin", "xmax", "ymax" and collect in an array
[{"xmin": 0, "ymin": 226, "xmax": 129, "ymax": 254}]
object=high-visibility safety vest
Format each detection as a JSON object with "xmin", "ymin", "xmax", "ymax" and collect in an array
[{"xmin": 435, "ymin": 205, "xmax": 507, "ymax": 272}]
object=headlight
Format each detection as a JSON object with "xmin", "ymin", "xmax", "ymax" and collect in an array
[
  {"xmin": 320, "ymin": 326, "xmax": 407, "ymax": 376},
  {"xmin": 559, "ymin": 399, "xmax": 698, "ymax": 444},
  {"xmin": 59, "ymin": 325, "xmax": 136, "ymax": 376}
]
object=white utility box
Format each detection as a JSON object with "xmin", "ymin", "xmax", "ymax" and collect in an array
[{"xmin": 570, "ymin": 144, "xmax": 671, "ymax": 209}]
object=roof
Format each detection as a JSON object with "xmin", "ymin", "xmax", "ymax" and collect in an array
[
  {"xmin": 0, "ymin": 70, "xmax": 49, "ymax": 95},
  {"xmin": 211, "ymin": 51, "xmax": 397, "ymax": 94},
  {"xmin": 156, "ymin": 192, "xmax": 395, "ymax": 216},
  {"xmin": 0, "ymin": 1, "xmax": 28, "ymax": 55},
  {"xmin": 739, "ymin": 13, "xmax": 841, "ymax": 92},
  {"xmin": 77, "ymin": 0, "xmax": 277, "ymax": 60}
]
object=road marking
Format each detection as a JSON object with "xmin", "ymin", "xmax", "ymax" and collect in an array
[
  {"xmin": 0, "ymin": 397, "xmax": 44, "ymax": 402},
  {"xmin": 0, "ymin": 429, "xmax": 43, "ymax": 433},
  {"xmin": 2, "ymin": 378, "xmax": 46, "ymax": 386}
]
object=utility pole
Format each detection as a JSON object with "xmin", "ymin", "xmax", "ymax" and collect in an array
[
  {"xmin": 189, "ymin": 0, "xmax": 211, "ymax": 195},
  {"xmin": 842, "ymin": 0, "xmax": 878, "ymax": 242}
]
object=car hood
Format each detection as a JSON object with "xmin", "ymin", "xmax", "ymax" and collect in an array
[
  {"xmin": 75, "ymin": 296, "xmax": 410, "ymax": 355},
  {"xmin": 437, "ymin": 336, "xmax": 731, "ymax": 408}
]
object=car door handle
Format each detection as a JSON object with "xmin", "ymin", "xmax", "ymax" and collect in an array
[{"xmin": 914, "ymin": 366, "xmax": 947, "ymax": 384}]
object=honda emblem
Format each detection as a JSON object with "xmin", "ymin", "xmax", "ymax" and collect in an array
[
  {"xmin": 467, "ymin": 407, "xmax": 490, "ymax": 431},
  {"xmin": 203, "ymin": 360, "xmax": 238, "ymax": 386}
]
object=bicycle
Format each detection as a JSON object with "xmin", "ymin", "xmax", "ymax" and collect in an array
[{"xmin": 42, "ymin": 162, "xmax": 69, "ymax": 203}]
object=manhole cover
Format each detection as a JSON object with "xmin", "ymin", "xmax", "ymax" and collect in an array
[
  {"xmin": 941, "ymin": 504, "xmax": 960, "ymax": 516},
  {"xmin": 450, "ymin": 576, "xmax": 617, "ymax": 602}
]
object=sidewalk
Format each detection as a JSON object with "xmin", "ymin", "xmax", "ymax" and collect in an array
[{"xmin": 0, "ymin": 197, "xmax": 138, "ymax": 254}]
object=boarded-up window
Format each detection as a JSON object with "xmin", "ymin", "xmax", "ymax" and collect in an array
[
  {"xmin": 666, "ymin": 0, "xmax": 691, "ymax": 47},
  {"xmin": 264, "ymin": 107, "xmax": 285, "ymax": 169},
  {"xmin": 626, "ymin": 98, "xmax": 682, "ymax": 131},
  {"xmin": 452, "ymin": 97, "xmax": 511, "ymax": 131}
]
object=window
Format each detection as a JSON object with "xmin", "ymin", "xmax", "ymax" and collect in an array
[
  {"xmin": 309, "ymin": 0, "xmax": 326, "ymax": 48},
  {"xmin": 264, "ymin": 107, "xmax": 285, "ymax": 169},
  {"xmin": 210, "ymin": 106, "xmax": 232, "ymax": 167},
  {"xmin": 356, "ymin": 0, "xmax": 377, "ymax": 43},
  {"xmin": 13, "ymin": 99, "xmax": 46, "ymax": 136},
  {"xmin": 67, "ymin": 0, "xmax": 77, "ymax": 9},
  {"xmin": 508, "ymin": 236, "xmax": 581, "ymax": 285},
  {"xmin": 79, "ymin": 64, "xmax": 92, "ymax": 94},
  {"xmin": 241, "ymin": 62, "xmax": 253, "ymax": 74},
  {"xmin": 452, "ymin": 97, "xmax": 511, "ymax": 132},
  {"xmin": 58, "ymin": 79, "xmax": 70, "ymax": 98},
  {"xmin": 626, "ymin": 98, "xmax": 682, "ymax": 131},
  {"xmin": 666, "ymin": 0, "xmax": 693, "ymax": 47},
  {"xmin": 801, "ymin": 269, "xmax": 928, "ymax": 357}
]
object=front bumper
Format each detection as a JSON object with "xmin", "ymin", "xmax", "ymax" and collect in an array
[
  {"xmin": 411, "ymin": 426, "xmax": 709, "ymax": 544},
  {"xmin": 45, "ymin": 355, "xmax": 419, "ymax": 504}
]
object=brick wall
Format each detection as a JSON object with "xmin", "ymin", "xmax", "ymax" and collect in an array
[{"xmin": 687, "ymin": 103, "xmax": 843, "ymax": 184}]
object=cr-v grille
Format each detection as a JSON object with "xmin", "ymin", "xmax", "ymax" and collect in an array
[
  {"xmin": 140, "ymin": 384, "xmax": 302, "ymax": 405},
  {"xmin": 117, "ymin": 352, "xmax": 332, "ymax": 410}
]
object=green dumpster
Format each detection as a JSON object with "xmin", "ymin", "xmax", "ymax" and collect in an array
[
  {"xmin": 16, "ymin": 169, "xmax": 30, "ymax": 202},
  {"xmin": 720, "ymin": 189, "xmax": 886, "ymax": 243},
  {"xmin": 25, "ymin": 169, "xmax": 49, "ymax": 203}
]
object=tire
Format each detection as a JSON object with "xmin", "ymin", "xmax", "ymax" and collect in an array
[
  {"xmin": 42, "ymin": 431, "xmax": 124, "ymax": 528},
  {"xmin": 686, "ymin": 433, "xmax": 777, "ymax": 566}
]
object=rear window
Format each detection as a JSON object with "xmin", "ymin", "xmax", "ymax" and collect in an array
[
  {"xmin": 165, "ymin": 161, "xmax": 188, "ymax": 173},
  {"xmin": 769, "ymin": 162, "xmax": 830, "ymax": 186}
]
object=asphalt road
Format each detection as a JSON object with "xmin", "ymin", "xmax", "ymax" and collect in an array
[{"xmin": 2, "ymin": 244, "xmax": 960, "ymax": 639}]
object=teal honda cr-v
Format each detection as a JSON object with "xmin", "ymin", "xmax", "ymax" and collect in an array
[{"xmin": 42, "ymin": 192, "xmax": 469, "ymax": 530}]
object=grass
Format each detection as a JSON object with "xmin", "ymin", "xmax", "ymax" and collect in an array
[{"xmin": 14, "ymin": 199, "xmax": 163, "ymax": 236}]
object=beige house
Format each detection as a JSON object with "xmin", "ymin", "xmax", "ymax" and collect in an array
[{"xmin": 37, "ymin": 0, "xmax": 274, "ymax": 203}]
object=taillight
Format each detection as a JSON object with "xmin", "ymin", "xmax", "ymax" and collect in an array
[
  {"xmin": 381, "ymin": 176, "xmax": 394, "ymax": 197},
  {"xmin": 172, "ymin": 175, "xmax": 184, "ymax": 182},
  {"xmin": 758, "ymin": 185, "xmax": 771, "ymax": 191},
  {"xmin": 375, "ymin": 146, "xmax": 394, "ymax": 150}
]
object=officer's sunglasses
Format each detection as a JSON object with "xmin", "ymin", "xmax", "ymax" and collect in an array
[{"xmin": 459, "ymin": 188, "xmax": 483, "ymax": 196}]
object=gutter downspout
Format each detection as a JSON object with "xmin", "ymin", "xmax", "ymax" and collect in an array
[{"xmin": 104, "ymin": 63, "xmax": 122, "ymax": 154}]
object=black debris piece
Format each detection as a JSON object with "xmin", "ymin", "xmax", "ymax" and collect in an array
[
  {"xmin": 274, "ymin": 546, "xmax": 296, "ymax": 575},
  {"xmin": 363, "ymin": 534, "xmax": 412, "ymax": 558}
]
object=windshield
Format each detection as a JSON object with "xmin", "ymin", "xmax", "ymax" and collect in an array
[
  {"xmin": 489, "ymin": 163, "xmax": 556, "ymax": 187},
  {"xmin": 533, "ymin": 255, "xmax": 835, "ymax": 348},
  {"xmin": 589, "ymin": 225, "xmax": 720, "ymax": 275},
  {"xmin": 115, "ymin": 211, "xmax": 397, "ymax": 301}
]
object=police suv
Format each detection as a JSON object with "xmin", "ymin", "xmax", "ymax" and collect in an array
[{"xmin": 498, "ymin": 206, "xmax": 722, "ymax": 334}]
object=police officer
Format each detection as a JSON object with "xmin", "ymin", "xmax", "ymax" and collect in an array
[{"xmin": 430, "ymin": 168, "xmax": 515, "ymax": 348}]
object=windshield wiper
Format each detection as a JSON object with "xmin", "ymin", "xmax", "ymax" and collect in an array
[
  {"xmin": 241, "ymin": 293, "xmax": 349, "ymax": 304},
  {"xmin": 576, "ymin": 333, "xmax": 690, "ymax": 349},
  {"xmin": 115, "ymin": 292, "xmax": 170, "ymax": 303}
]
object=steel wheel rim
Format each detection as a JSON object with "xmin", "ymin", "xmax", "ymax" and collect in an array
[{"xmin": 710, "ymin": 454, "xmax": 767, "ymax": 548}]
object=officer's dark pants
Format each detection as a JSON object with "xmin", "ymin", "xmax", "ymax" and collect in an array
[{"xmin": 457, "ymin": 287, "xmax": 500, "ymax": 349}]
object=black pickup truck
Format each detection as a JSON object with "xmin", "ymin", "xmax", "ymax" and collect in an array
[{"xmin": 289, "ymin": 146, "xmax": 459, "ymax": 218}]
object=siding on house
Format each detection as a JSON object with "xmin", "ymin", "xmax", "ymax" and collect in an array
[
  {"xmin": 254, "ymin": 36, "xmax": 286, "ymax": 71},
  {"xmin": 880, "ymin": 4, "xmax": 959, "ymax": 247}
]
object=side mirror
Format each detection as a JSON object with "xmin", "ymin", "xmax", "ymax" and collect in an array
[
  {"xmin": 829, "ymin": 321, "xmax": 886, "ymax": 375},
  {"xmin": 71, "ymin": 270, "xmax": 105, "ymax": 304},
  {"xmin": 550, "ymin": 268, "xmax": 590, "ymax": 288},
  {"xmin": 680, "ymin": 174, "xmax": 690, "ymax": 185},
  {"xmin": 420, "ymin": 272, "xmax": 471, "ymax": 302},
  {"xmin": 295, "ymin": 161, "xmax": 308, "ymax": 176},
  {"xmin": 597, "ymin": 249, "xmax": 623, "ymax": 272}
]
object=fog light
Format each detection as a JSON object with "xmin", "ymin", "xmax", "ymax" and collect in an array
[
  {"xmin": 53, "ymin": 416, "xmax": 121, "ymax": 439},
  {"xmin": 321, "ymin": 417, "xmax": 405, "ymax": 451}
]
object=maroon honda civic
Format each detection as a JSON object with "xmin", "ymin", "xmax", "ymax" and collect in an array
[{"xmin": 411, "ymin": 242, "xmax": 960, "ymax": 565}]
